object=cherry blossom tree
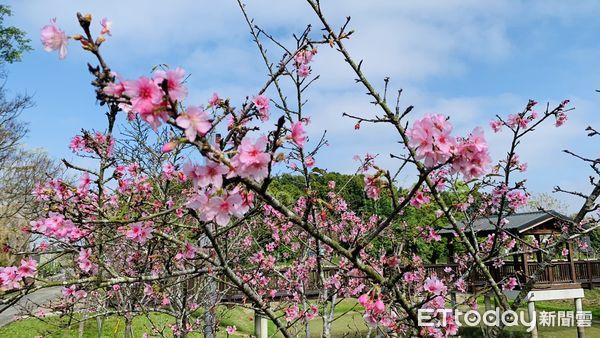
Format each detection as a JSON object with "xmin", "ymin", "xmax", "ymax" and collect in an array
[{"xmin": 0, "ymin": 2, "xmax": 599, "ymax": 338}]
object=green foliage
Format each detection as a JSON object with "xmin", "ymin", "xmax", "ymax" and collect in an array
[
  {"xmin": 0, "ymin": 5, "xmax": 32, "ymax": 65},
  {"xmin": 268, "ymin": 172, "xmax": 478, "ymax": 263}
]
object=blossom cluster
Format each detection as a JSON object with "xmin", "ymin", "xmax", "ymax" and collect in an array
[
  {"xmin": 406, "ymin": 114, "xmax": 491, "ymax": 180},
  {"xmin": 0, "ymin": 258, "xmax": 38, "ymax": 291},
  {"xmin": 293, "ymin": 48, "xmax": 316, "ymax": 78}
]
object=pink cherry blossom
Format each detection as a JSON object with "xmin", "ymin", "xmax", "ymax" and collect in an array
[
  {"xmin": 406, "ymin": 114, "xmax": 456, "ymax": 168},
  {"xmin": 297, "ymin": 65, "xmax": 311, "ymax": 78},
  {"xmin": 77, "ymin": 249, "xmax": 97, "ymax": 274},
  {"xmin": 207, "ymin": 192, "xmax": 248, "ymax": 226},
  {"xmin": 285, "ymin": 305, "xmax": 299, "ymax": 321},
  {"xmin": 252, "ymin": 95, "xmax": 270, "ymax": 121},
  {"xmin": 451, "ymin": 127, "xmax": 491, "ymax": 180},
  {"xmin": 183, "ymin": 160, "xmax": 228, "ymax": 189},
  {"xmin": 125, "ymin": 76, "xmax": 163, "ymax": 109},
  {"xmin": 506, "ymin": 190, "xmax": 528, "ymax": 209},
  {"xmin": 226, "ymin": 326, "xmax": 237, "ymax": 334},
  {"xmin": 126, "ymin": 221, "xmax": 153, "ymax": 244},
  {"xmin": 41, "ymin": 18, "xmax": 68, "ymax": 59},
  {"xmin": 294, "ymin": 49, "xmax": 315, "ymax": 77},
  {"xmin": 364, "ymin": 176, "xmax": 381, "ymax": 200},
  {"xmin": 162, "ymin": 163, "xmax": 176, "ymax": 180},
  {"xmin": 507, "ymin": 114, "xmax": 528, "ymax": 129},
  {"xmin": 100, "ymin": 17, "xmax": 112, "ymax": 36},
  {"xmin": 490, "ymin": 120, "xmax": 503, "ymax": 133},
  {"xmin": 103, "ymin": 73, "xmax": 126, "ymax": 97},
  {"xmin": 197, "ymin": 161, "xmax": 229, "ymax": 188},
  {"xmin": 305, "ymin": 156, "xmax": 315, "ymax": 167},
  {"xmin": 289, "ymin": 121, "xmax": 306, "ymax": 148},
  {"xmin": 124, "ymin": 76, "xmax": 166, "ymax": 130},
  {"xmin": 556, "ymin": 112, "xmax": 568, "ymax": 127},
  {"xmin": 358, "ymin": 293, "xmax": 369, "ymax": 307},
  {"xmin": 0, "ymin": 267, "xmax": 21, "ymax": 291},
  {"xmin": 373, "ymin": 299, "xmax": 385, "ymax": 314},
  {"xmin": 176, "ymin": 106, "xmax": 211, "ymax": 142},
  {"xmin": 153, "ymin": 67, "xmax": 188, "ymax": 101},
  {"xmin": 423, "ymin": 276, "xmax": 447, "ymax": 295},
  {"xmin": 62, "ymin": 285, "xmax": 87, "ymax": 301},
  {"xmin": 410, "ymin": 191, "xmax": 430, "ymax": 208},
  {"xmin": 231, "ymin": 136, "xmax": 270, "ymax": 181},
  {"xmin": 18, "ymin": 258, "xmax": 38, "ymax": 278},
  {"xmin": 455, "ymin": 278, "xmax": 466, "ymax": 292},
  {"xmin": 208, "ymin": 93, "xmax": 222, "ymax": 106},
  {"xmin": 503, "ymin": 277, "xmax": 518, "ymax": 291}
]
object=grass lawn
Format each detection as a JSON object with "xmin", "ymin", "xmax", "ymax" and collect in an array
[
  {"xmin": 1, "ymin": 293, "xmax": 599, "ymax": 337},
  {"xmin": 0, "ymin": 300, "xmax": 368, "ymax": 337}
]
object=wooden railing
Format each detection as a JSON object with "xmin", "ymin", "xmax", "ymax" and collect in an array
[
  {"xmin": 425, "ymin": 260, "xmax": 600, "ymax": 291},
  {"xmin": 218, "ymin": 260, "xmax": 600, "ymax": 302}
]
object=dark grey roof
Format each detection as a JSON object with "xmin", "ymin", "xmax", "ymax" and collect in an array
[{"xmin": 440, "ymin": 210, "xmax": 570, "ymax": 235}]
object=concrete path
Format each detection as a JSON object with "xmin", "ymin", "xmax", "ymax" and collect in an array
[{"xmin": 0, "ymin": 286, "xmax": 62, "ymax": 327}]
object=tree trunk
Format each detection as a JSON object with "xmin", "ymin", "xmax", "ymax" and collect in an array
[
  {"xmin": 177, "ymin": 312, "xmax": 189, "ymax": 338},
  {"xmin": 322, "ymin": 294, "xmax": 336, "ymax": 338},
  {"xmin": 78, "ymin": 320, "xmax": 85, "ymax": 338},
  {"xmin": 123, "ymin": 316, "xmax": 133, "ymax": 338},
  {"xmin": 203, "ymin": 276, "xmax": 217, "ymax": 338},
  {"xmin": 96, "ymin": 316, "xmax": 104, "ymax": 338}
]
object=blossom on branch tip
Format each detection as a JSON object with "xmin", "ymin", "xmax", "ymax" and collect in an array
[
  {"xmin": 100, "ymin": 17, "xmax": 112, "ymax": 36},
  {"xmin": 208, "ymin": 93, "xmax": 222, "ymax": 106},
  {"xmin": 41, "ymin": 18, "xmax": 68, "ymax": 59},
  {"xmin": 490, "ymin": 120, "xmax": 502, "ymax": 133}
]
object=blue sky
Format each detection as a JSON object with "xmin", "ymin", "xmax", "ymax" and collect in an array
[{"xmin": 3, "ymin": 0, "xmax": 600, "ymax": 212}]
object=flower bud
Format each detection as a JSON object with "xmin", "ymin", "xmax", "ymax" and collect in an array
[{"xmin": 161, "ymin": 141, "xmax": 177, "ymax": 153}]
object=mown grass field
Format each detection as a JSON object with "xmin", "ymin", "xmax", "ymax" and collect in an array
[{"xmin": 1, "ymin": 292, "xmax": 599, "ymax": 337}]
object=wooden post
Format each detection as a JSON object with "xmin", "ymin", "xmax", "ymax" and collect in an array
[
  {"xmin": 512, "ymin": 247, "xmax": 522, "ymax": 283},
  {"xmin": 575, "ymin": 298, "xmax": 585, "ymax": 338},
  {"xmin": 484, "ymin": 293, "xmax": 492, "ymax": 312},
  {"xmin": 586, "ymin": 260, "xmax": 593, "ymax": 289},
  {"xmin": 254, "ymin": 312, "xmax": 268, "ymax": 338},
  {"xmin": 528, "ymin": 301, "xmax": 538, "ymax": 338},
  {"xmin": 523, "ymin": 252, "xmax": 530, "ymax": 283},
  {"xmin": 568, "ymin": 242, "xmax": 577, "ymax": 284},
  {"xmin": 448, "ymin": 238, "xmax": 455, "ymax": 263},
  {"xmin": 534, "ymin": 234, "xmax": 543, "ymax": 263}
]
